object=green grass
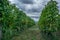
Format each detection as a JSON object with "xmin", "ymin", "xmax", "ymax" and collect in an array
[
  {"xmin": 11, "ymin": 26, "xmax": 60, "ymax": 40},
  {"xmin": 12, "ymin": 26, "xmax": 41, "ymax": 40}
]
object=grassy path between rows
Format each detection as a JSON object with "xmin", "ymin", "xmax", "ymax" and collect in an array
[{"xmin": 12, "ymin": 26, "xmax": 41, "ymax": 40}]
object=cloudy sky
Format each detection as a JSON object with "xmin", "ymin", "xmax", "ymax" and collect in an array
[{"xmin": 9, "ymin": 0, "xmax": 60, "ymax": 22}]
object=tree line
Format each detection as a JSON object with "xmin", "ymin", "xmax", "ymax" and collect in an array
[
  {"xmin": 0, "ymin": 0, "xmax": 35, "ymax": 40},
  {"xmin": 38, "ymin": 0, "xmax": 60, "ymax": 40}
]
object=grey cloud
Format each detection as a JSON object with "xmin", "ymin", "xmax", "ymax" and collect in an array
[
  {"xmin": 15, "ymin": 3, "xmax": 26, "ymax": 11},
  {"xmin": 10, "ymin": 0, "xmax": 45, "ymax": 13},
  {"xmin": 18, "ymin": 0, "xmax": 34, "ymax": 4},
  {"xmin": 18, "ymin": 5, "xmax": 26, "ymax": 11},
  {"xmin": 9, "ymin": 0, "xmax": 60, "ymax": 21},
  {"xmin": 26, "ymin": 5, "xmax": 43, "ymax": 13},
  {"xmin": 41, "ymin": 0, "xmax": 49, "ymax": 5},
  {"xmin": 27, "ymin": 8, "xmax": 41, "ymax": 13}
]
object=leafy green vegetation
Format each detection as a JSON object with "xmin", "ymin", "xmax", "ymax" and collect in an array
[
  {"xmin": 0, "ymin": 0, "xmax": 35, "ymax": 40},
  {"xmin": 0, "ymin": 0, "xmax": 60, "ymax": 40},
  {"xmin": 38, "ymin": 0, "xmax": 59, "ymax": 33},
  {"xmin": 38, "ymin": 0, "xmax": 60, "ymax": 40}
]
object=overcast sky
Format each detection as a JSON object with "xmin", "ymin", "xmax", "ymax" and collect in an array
[{"xmin": 9, "ymin": 0, "xmax": 60, "ymax": 22}]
